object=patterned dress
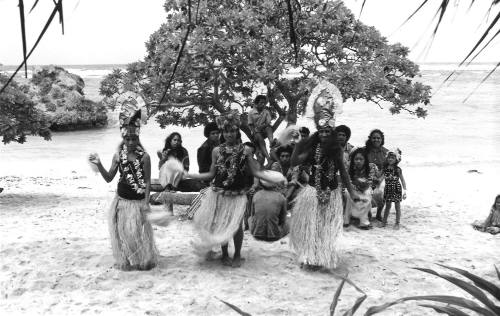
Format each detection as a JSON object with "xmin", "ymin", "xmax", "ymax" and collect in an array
[{"xmin": 383, "ymin": 166, "xmax": 402, "ymax": 202}]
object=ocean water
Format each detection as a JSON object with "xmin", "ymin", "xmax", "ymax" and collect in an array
[{"xmin": 0, "ymin": 63, "xmax": 499, "ymax": 177}]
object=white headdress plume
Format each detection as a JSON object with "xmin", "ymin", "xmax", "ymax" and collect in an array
[{"xmin": 304, "ymin": 80, "xmax": 343, "ymax": 129}]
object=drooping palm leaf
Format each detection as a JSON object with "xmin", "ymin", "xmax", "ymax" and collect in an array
[
  {"xmin": 29, "ymin": 0, "xmax": 40, "ymax": 13},
  {"xmin": 460, "ymin": 10, "xmax": 500, "ymax": 66},
  {"xmin": 358, "ymin": 0, "xmax": 367, "ymax": 18},
  {"xmin": 286, "ymin": 0, "xmax": 299, "ymax": 64},
  {"xmin": 413, "ymin": 267, "xmax": 500, "ymax": 314},
  {"xmin": 463, "ymin": 61, "xmax": 500, "ymax": 102},
  {"xmin": 419, "ymin": 303, "xmax": 471, "ymax": 316},
  {"xmin": 364, "ymin": 295, "xmax": 497, "ymax": 316},
  {"xmin": 330, "ymin": 276, "xmax": 347, "ymax": 316},
  {"xmin": 158, "ymin": 0, "xmax": 192, "ymax": 105},
  {"xmin": 0, "ymin": 1, "xmax": 62, "ymax": 95},
  {"xmin": 18, "ymin": 0, "xmax": 28, "ymax": 78},
  {"xmin": 495, "ymin": 265, "xmax": 500, "ymax": 281},
  {"xmin": 218, "ymin": 298, "xmax": 252, "ymax": 316},
  {"xmin": 467, "ymin": 28, "xmax": 500, "ymax": 65},
  {"xmin": 437, "ymin": 264, "xmax": 500, "ymax": 301}
]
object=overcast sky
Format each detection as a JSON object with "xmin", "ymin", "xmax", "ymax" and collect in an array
[{"xmin": 0, "ymin": 0, "xmax": 498, "ymax": 65}]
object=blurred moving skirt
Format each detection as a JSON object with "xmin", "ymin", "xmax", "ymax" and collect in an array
[
  {"xmin": 108, "ymin": 196, "xmax": 158, "ymax": 271},
  {"xmin": 290, "ymin": 185, "xmax": 343, "ymax": 269},
  {"xmin": 146, "ymin": 205, "xmax": 176, "ymax": 227},
  {"xmin": 191, "ymin": 188, "xmax": 247, "ymax": 254}
]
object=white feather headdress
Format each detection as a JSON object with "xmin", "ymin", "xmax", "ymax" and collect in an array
[{"xmin": 304, "ymin": 80, "xmax": 343, "ymax": 129}]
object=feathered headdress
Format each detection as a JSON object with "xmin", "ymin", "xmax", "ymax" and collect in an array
[
  {"xmin": 215, "ymin": 109, "xmax": 241, "ymax": 130},
  {"xmin": 304, "ymin": 80, "xmax": 343, "ymax": 129},
  {"xmin": 118, "ymin": 92, "xmax": 147, "ymax": 137}
]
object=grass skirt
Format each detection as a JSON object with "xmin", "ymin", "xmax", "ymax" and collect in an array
[
  {"xmin": 290, "ymin": 185, "xmax": 343, "ymax": 268},
  {"xmin": 108, "ymin": 196, "xmax": 158, "ymax": 270},
  {"xmin": 192, "ymin": 188, "xmax": 247, "ymax": 253}
]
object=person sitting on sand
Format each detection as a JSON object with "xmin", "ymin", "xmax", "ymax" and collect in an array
[
  {"xmin": 185, "ymin": 110, "xmax": 285, "ymax": 268},
  {"xmin": 197, "ymin": 122, "xmax": 220, "ymax": 173},
  {"xmin": 344, "ymin": 148, "xmax": 378, "ymax": 229},
  {"xmin": 89, "ymin": 108, "xmax": 157, "ymax": 271},
  {"xmin": 158, "ymin": 132, "xmax": 190, "ymax": 174},
  {"xmin": 249, "ymin": 177, "xmax": 289, "ymax": 242},
  {"xmin": 472, "ymin": 194, "xmax": 500, "ymax": 235},
  {"xmin": 248, "ymin": 95, "xmax": 275, "ymax": 164}
]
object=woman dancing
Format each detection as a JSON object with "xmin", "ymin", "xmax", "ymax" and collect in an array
[
  {"xmin": 185, "ymin": 110, "xmax": 284, "ymax": 267},
  {"xmin": 89, "ymin": 107, "xmax": 157, "ymax": 271},
  {"xmin": 290, "ymin": 81, "xmax": 358, "ymax": 270}
]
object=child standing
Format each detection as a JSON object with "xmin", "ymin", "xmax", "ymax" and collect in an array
[
  {"xmin": 248, "ymin": 95, "xmax": 274, "ymax": 164},
  {"xmin": 381, "ymin": 148, "xmax": 407, "ymax": 229}
]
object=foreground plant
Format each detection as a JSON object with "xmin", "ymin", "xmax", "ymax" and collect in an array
[{"xmin": 218, "ymin": 264, "xmax": 499, "ymax": 315}]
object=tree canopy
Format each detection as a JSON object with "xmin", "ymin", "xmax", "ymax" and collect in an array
[
  {"xmin": 0, "ymin": 74, "xmax": 51, "ymax": 144},
  {"xmin": 100, "ymin": 0, "xmax": 431, "ymax": 136}
]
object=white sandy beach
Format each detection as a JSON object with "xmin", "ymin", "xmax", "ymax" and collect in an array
[{"xmin": 1, "ymin": 161, "xmax": 498, "ymax": 315}]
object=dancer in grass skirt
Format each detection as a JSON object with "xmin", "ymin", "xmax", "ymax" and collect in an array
[
  {"xmin": 89, "ymin": 101, "xmax": 157, "ymax": 271},
  {"xmin": 290, "ymin": 81, "xmax": 359, "ymax": 270},
  {"xmin": 185, "ymin": 110, "xmax": 285, "ymax": 268}
]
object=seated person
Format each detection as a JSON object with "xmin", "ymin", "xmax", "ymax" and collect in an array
[
  {"xmin": 249, "ymin": 178, "xmax": 288, "ymax": 242},
  {"xmin": 472, "ymin": 194, "xmax": 500, "ymax": 235},
  {"xmin": 248, "ymin": 95, "xmax": 274, "ymax": 164}
]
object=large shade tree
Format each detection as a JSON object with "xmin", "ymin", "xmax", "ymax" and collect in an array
[
  {"xmin": 100, "ymin": 0, "xmax": 431, "ymax": 137},
  {"xmin": 0, "ymin": 74, "xmax": 51, "ymax": 144}
]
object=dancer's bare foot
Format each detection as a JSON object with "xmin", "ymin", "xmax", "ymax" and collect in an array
[
  {"xmin": 221, "ymin": 256, "xmax": 232, "ymax": 266},
  {"xmin": 394, "ymin": 223, "xmax": 400, "ymax": 230},
  {"xmin": 231, "ymin": 256, "xmax": 245, "ymax": 268}
]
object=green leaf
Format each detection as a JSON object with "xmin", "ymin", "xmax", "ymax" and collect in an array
[
  {"xmin": 437, "ymin": 264, "xmax": 500, "ymax": 302},
  {"xmin": 418, "ymin": 303, "xmax": 471, "ymax": 316},
  {"xmin": 330, "ymin": 277, "xmax": 346, "ymax": 316},
  {"xmin": 217, "ymin": 298, "xmax": 252, "ymax": 316},
  {"xmin": 364, "ymin": 295, "xmax": 497, "ymax": 316}
]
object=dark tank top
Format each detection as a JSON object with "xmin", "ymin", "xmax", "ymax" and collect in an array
[
  {"xmin": 117, "ymin": 154, "xmax": 146, "ymax": 200},
  {"xmin": 212, "ymin": 143, "xmax": 250, "ymax": 191},
  {"xmin": 307, "ymin": 143, "xmax": 339, "ymax": 190}
]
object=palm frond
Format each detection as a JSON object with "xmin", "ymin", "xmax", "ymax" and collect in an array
[
  {"xmin": 29, "ymin": 0, "xmax": 40, "ymax": 13},
  {"xmin": 463, "ymin": 61, "xmax": 500, "ymax": 102},
  {"xmin": 330, "ymin": 277, "xmax": 346, "ymax": 316},
  {"xmin": 158, "ymin": 0, "xmax": 192, "ymax": 105},
  {"xmin": 0, "ymin": 1, "xmax": 61, "ymax": 95},
  {"xmin": 18, "ymin": 0, "xmax": 28, "ymax": 78},
  {"xmin": 364, "ymin": 295, "xmax": 497, "ymax": 316},
  {"xmin": 286, "ymin": 0, "xmax": 299, "ymax": 65},
  {"xmin": 437, "ymin": 264, "xmax": 500, "ymax": 301},
  {"xmin": 217, "ymin": 298, "xmax": 252, "ymax": 316},
  {"xmin": 358, "ymin": 0, "xmax": 367, "ymax": 18},
  {"xmin": 495, "ymin": 265, "xmax": 500, "ymax": 281},
  {"xmin": 459, "ymin": 10, "xmax": 500, "ymax": 66},
  {"xmin": 418, "ymin": 303, "xmax": 471, "ymax": 316},
  {"xmin": 414, "ymin": 267, "xmax": 500, "ymax": 314}
]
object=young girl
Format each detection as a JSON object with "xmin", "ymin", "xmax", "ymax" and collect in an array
[
  {"xmin": 344, "ymin": 148, "xmax": 379, "ymax": 229},
  {"xmin": 381, "ymin": 149, "xmax": 407, "ymax": 229},
  {"xmin": 473, "ymin": 194, "xmax": 500, "ymax": 235},
  {"xmin": 89, "ymin": 109, "xmax": 158, "ymax": 271}
]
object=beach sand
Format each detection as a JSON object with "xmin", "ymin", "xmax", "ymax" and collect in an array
[{"xmin": 1, "ymin": 163, "xmax": 498, "ymax": 316}]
